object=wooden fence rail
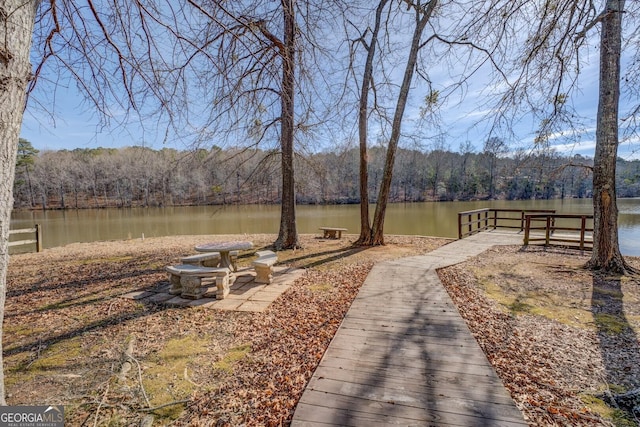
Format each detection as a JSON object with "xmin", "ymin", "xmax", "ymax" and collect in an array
[
  {"xmin": 524, "ymin": 213, "xmax": 593, "ymax": 251},
  {"xmin": 457, "ymin": 209, "xmax": 594, "ymax": 251},
  {"xmin": 457, "ymin": 208, "xmax": 556, "ymax": 239},
  {"xmin": 8, "ymin": 224, "xmax": 42, "ymax": 252}
]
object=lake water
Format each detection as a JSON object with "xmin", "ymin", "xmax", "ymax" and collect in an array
[{"xmin": 9, "ymin": 199, "xmax": 640, "ymax": 256}]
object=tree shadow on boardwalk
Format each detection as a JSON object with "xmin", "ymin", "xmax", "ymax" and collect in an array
[
  {"xmin": 294, "ymin": 262, "xmax": 527, "ymax": 425},
  {"xmin": 591, "ymin": 274, "xmax": 640, "ymax": 423}
]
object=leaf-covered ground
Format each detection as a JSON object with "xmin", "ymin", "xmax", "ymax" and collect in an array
[
  {"xmin": 7, "ymin": 235, "xmax": 640, "ymax": 426},
  {"xmin": 438, "ymin": 245, "xmax": 640, "ymax": 427},
  {"xmin": 5, "ymin": 234, "xmax": 447, "ymax": 426}
]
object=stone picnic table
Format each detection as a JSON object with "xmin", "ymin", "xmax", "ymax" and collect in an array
[{"xmin": 195, "ymin": 240, "xmax": 253, "ymax": 269}]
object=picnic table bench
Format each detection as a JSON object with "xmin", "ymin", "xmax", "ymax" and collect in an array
[
  {"xmin": 180, "ymin": 250, "xmax": 239, "ymax": 271},
  {"xmin": 252, "ymin": 250, "xmax": 278, "ymax": 284},
  {"xmin": 319, "ymin": 227, "xmax": 348, "ymax": 239},
  {"xmin": 165, "ymin": 264, "xmax": 233, "ymax": 299}
]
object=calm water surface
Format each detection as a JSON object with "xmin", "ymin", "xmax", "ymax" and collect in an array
[{"xmin": 10, "ymin": 199, "xmax": 640, "ymax": 256}]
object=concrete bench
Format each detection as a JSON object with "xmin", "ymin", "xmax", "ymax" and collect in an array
[
  {"xmin": 165, "ymin": 264, "xmax": 233, "ymax": 299},
  {"xmin": 319, "ymin": 227, "xmax": 348, "ymax": 239},
  {"xmin": 180, "ymin": 250, "xmax": 239, "ymax": 271},
  {"xmin": 252, "ymin": 250, "xmax": 278, "ymax": 284}
]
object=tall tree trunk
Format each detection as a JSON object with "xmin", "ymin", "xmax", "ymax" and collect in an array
[
  {"xmin": 370, "ymin": 1, "xmax": 436, "ymax": 245},
  {"xmin": 274, "ymin": 0, "xmax": 299, "ymax": 250},
  {"xmin": 355, "ymin": 0, "xmax": 389, "ymax": 246},
  {"xmin": 588, "ymin": 0, "xmax": 632, "ymax": 273},
  {"xmin": 0, "ymin": 0, "xmax": 39, "ymax": 405}
]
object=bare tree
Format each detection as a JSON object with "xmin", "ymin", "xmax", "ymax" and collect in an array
[
  {"xmin": 179, "ymin": 0, "xmax": 340, "ymax": 249},
  {"xmin": 348, "ymin": 0, "xmax": 438, "ymax": 245},
  {"xmin": 1, "ymin": 0, "xmax": 40, "ymax": 406},
  {"xmin": 352, "ymin": 0, "xmax": 390, "ymax": 245},
  {"xmin": 586, "ymin": 0, "xmax": 633, "ymax": 272},
  {"xmin": 482, "ymin": 137, "xmax": 507, "ymax": 199},
  {"xmin": 476, "ymin": 0, "xmax": 637, "ymax": 273},
  {"xmin": 274, "ymin": 0, "xmax": 299, "ymax": 249}
]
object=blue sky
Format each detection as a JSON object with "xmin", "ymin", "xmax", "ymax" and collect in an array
[
  {"xmin": 18, "ymin": 4, "xmax": 640, "ymax": 161},
  {"xmin": 23, "ymin": 53, "xmax": 640, "ymax": 161},
  {"xmin": 21, "ymin": 76, "xmax": 625, "ymax": 158}
]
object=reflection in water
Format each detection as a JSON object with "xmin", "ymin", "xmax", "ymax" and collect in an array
[{"xmin": 9, "ymin": 199, "xmax": 640, "ymax": 255}]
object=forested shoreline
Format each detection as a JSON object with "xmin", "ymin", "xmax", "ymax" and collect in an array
[{"xmin": 13, "ymin": 141, "xmax": 640, "ymax": 210}]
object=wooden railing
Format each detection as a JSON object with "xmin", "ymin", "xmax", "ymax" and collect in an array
[
  {"xmin": 457, "ymin": 208, "xmax": 556, "ymax": 239},
  {"xmin": 524, "ymin": 214, "xmax": 593, "ymax": 251},
  {"xmin": 9, "ymin": 224, "xmax": 42, "ymax": 252}
]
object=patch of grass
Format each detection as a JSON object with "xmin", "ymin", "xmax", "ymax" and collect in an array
[
  {"xmin": 580, "ymin": 391, "xmax": 637, "ymax": 427},
  {"xmin": 580, "ymin": 393, "xmax": 615, "ymax": 418},
  {"xmin": 594, "ymin": 313, "xmax": 628, "ymax": 335},
  {"xmin": 30, "ymin": 336, "xmax": 83, "ymax": 372},
  {"xmin": 506, "ymin": 299, "xmax": 533, "ymax": 314},
  {"xmin": 593, "ymin": 286, "xmax": 624, "ymax": 299},
  {"xmin": 473, "ymin": 266, "xmax": 596, "ymax": 329},
  {"xmin": 528, "ymin": 305, "xmax": 593, "ymax": 328},
  {"xmin": 142, "ymin": 335, "xmax": 211, "ymax": 422},
  {"xmin": 213, "ymin": 343, "xmax": 252, "ymax": 374},
  {"xmin": 3, "ymin": 324, "xmax": 48, "ymax": 337},
  {"xmin": 5, "ymin": 336, "xmax": 85, "ymax": 388},
  {"xmin": 308, "ymin": 282, "xmax": 333, "ymax": 293}
]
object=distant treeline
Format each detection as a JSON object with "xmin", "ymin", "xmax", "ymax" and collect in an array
[{"xmin": 12, "ymin": 144, "xmax": 640, "ymax": 209}]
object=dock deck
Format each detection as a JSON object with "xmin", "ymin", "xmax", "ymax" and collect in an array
[{"xmin": 292, "ymin": 231, "xmax": 528, "ymax": 426}]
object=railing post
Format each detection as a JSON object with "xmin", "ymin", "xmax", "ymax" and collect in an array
[
  {"xmin": 35, "ymin": 223, "xmax": 42, "ymax": 252},
  {"xmin": 545, "ymin": 216, "xmax": 551, "ymax": 246},
  {"xmin": 467, "ymin": 213, "xmax": 472, "ymax": 237},
  {"xmin": 492, "ymin": 210, "xmax": 497, "ymax": 229},
  {"xmin": 580, "ymin": 216, "xmax": 586, "ymax": 251},
  {"xmin": 520, "ymin": 211, "xmax": 525, "ymax": 232},
  {"xmin": 458, "ymin": 213, "xmax": 462, "ymax": 239},
  {"xmin": 524, "ymin": 216, "xmax": 530, "ymax": 245}
]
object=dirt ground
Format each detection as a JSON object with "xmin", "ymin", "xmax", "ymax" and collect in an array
[
  {"xmin": 5, "ymin": 234, "xmax": 447, "ymax": 426},
  {"xmin": 5, "ymin": 234, "xmax": 640, "ymax": 426},
  {"xmin": 439, "ymin": 245, "xmax": 640, "ymax": 426}
]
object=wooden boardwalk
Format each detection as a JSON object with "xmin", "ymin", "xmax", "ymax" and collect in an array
[{"xmin": 292, "ymin": 231, "xmax": 529, "ymax": 426}]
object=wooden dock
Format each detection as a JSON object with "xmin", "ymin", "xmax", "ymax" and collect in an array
[{"xmin": 292, "ymin": 231, "xmax": 528, "ymax": 426}]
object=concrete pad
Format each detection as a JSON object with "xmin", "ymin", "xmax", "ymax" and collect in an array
[
  {"xmin": 228, "ymin": 284, "xmax": 264, "ymax": 299},
  {"xmin": 152, "ymin": 283, "xmax": 172, "ymax": 293},
  {"xmin": 212, "ymin": 299, "xmax": 244, "ymax": 310},
  {"xmin": 147, "ymin": 293, "xmax": 175, "ymax": 303},
  {"xmin": 187, "ymin": 298, "xmax": 217, "ymax": 308},
  {"xmin": 164, "ymin": 295, "xmax": 191, "ymax": 306},
  {"xmin": 236, "ymin": 300, "xmax": 272, "ymax": 312},
  {"xmin": 121, "ymin": 290, "xmax": 155, "ymax": 300}
]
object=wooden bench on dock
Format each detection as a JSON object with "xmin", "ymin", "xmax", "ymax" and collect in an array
[
  {"xmin": 319, "ymin": 227, "xmax": 348, "ymax": 239},
  {"xmin": 252, "ymin": 250, "xmax": 278, "ymax": 284},
  {"xmin": 165, "ymin": 264, "xmax": 233, "ymax": 299}
]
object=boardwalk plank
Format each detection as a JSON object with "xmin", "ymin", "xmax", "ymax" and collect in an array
[
  {"xmin": 295, "ymin": 390, "xmax": 528, "ymax": 427},
  {"xmin": 328, "ymin": 332, "xmax": 483, "ymax": 356},
  {"xmin": 291, "ymin": 232, "xmax": 527, "ymax": 426},
  {"xmin": 321, "ymin": 344, "xmax": 494, "ymax": 369},
  {"xmin": 337, "ymin": 323, "xmax": 477, "ymax": 343},
  {"xmin": 308, "ymin": 366, "xmax": 517, "ymax": 405},
  {"xmin": 318, "ymin": 354, "xmax": 501, "ymax": 383},
  {"xmin": 306, "ymin": 376, "xmax": 524, "ymax": 421}
]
